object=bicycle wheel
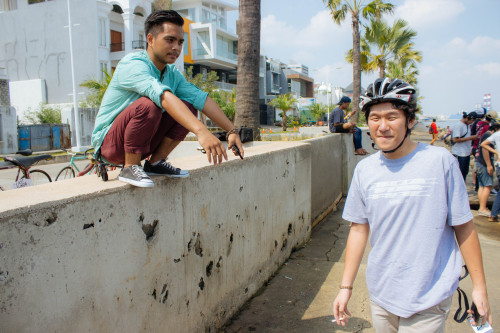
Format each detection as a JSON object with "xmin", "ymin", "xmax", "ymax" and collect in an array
[
  {"xmin": 28, "ymin": 169, "xmax": 52, "ymax": 185},
  {"xmin": 56, "ymin": 166, "xmax": 75, "ymax": 181}
]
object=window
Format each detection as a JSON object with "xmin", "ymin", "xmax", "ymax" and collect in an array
[
  {"xmin": 98, "ymin": 17, "xmax": 106, "ymax": 47},
  {"xmin": 1, "ymin": 0, "xmax": 17, "ymax": 11},
  {"xmin": 28, "ymin": 0, "xmax": 52, "ymax": 4},
  {"xmin": 99, "ymin": 62, "xmax": 108, "ymax": 80},
  {"xmin": 183, "ymin": 32, "xmax": 189, "ymax": 56}
]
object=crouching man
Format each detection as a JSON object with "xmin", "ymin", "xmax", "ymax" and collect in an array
[{"xmin": 92, "ymin": 10, "xmax": 243, "ymax": 187}]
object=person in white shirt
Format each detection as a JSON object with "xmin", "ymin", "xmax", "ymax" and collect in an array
[{"xmin": 451, "ymin": 112, "xmax": 478, "ymax": 181}]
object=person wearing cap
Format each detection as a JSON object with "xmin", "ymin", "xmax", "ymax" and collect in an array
[
  {"xmin": 451, "ymin": 112, "xmax": 478, "ymax": 181},
  {"xmin": 328, "ymin": 96, "xmax": 368, "ymax": 155}
]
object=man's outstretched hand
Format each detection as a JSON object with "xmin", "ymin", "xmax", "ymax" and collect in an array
[{"xmin": 197, "ymin": 130, "xmax": 228, "ymax": 165}]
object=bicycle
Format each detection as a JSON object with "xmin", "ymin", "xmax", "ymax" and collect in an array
[
  {"xmin": 55, "ymin": 148, "xmax": 95, "ymax": 181},
  {"xmin": 0, "ymin": 149, "xmax": 53, "ymax": 190},
  {"xmin": 55, "ymin": 148, "xmax": 115, "ymax": 181}
]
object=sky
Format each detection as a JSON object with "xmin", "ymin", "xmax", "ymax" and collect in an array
[{"xmin": 225, "ymin": 0, "xmax": 500, "ymax": 117}]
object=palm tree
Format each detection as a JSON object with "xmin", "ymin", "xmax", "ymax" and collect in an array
[
  {"xmin": 80, "ymin": 70, "xmax": 112, "ymax": 108},
  {"xmin": 308, "ymin": 103, "xmax": 328, "ymax": 125},
  {"xmin": 386, "ymin": 60, "xmax": 419, "ymax": 85},
  {"xmin": 324, "ymin": 0, "xmax": 394, "ymax": 122},
  {"xmin": 234, "ymin": 0, "xmax": 261, "ymax": 140},
  {"xmin": 346, "ymin": 19, "xmax": 421, "ymax": 78},
  {"xmin": 268, "ymin": 93, "xmax": 298, "ymax": 131}
]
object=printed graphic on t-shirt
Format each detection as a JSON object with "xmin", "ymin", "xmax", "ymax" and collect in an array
[{"xmin": 367, "ymin": 178, "xmax": 438, "ymax": 200}]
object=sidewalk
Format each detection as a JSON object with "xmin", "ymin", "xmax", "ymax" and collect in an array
[{"xmin": 222, "ymin": 200, "xmax": 500, "ymax": 333}]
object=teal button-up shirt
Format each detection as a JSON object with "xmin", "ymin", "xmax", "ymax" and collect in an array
[{"xmin": 91, "ymin": 51, "xmax": 208, "ymax": 152}]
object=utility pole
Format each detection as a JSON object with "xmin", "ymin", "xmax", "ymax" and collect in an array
[{"xmin": 66, "ymin": 0, "xmax": 83, "ymax": 152}]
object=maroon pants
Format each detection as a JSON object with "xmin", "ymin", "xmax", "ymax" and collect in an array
[{"xmin": 100, "ymin": 97, "xmax": 197, "ymax": 165}]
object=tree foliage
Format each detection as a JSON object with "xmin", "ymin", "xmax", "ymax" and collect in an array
[
  {"xmin": 152, "ymin": 0, "xmax": 172, "ymax": 11},
  {"xmin": 308, "ymin": 103, "xmax": 328, "ymax": 124},
  {"xmin": 184, "ymin": 66, "xmax": 236, "ymax": 122},
  {"xmin": 346, "ymin": 18, "xmax": 421, "ymax": 80},
  {"xmin": 211, "ymin": 89, "xmax": 236, "ymax": 121},
  {"xmin": 184, "ymin": 66, "xmax": 219, "ymax": 94},
  {"xmin": 268, "ymin": 93, "xmax": 298, "ymax": 131},
  {"xmin": 80, "ymin": 70, "xmax": 113, "ymax": 108},
  {"xmin": 24, "ymin": 103, "xmax": 62, "ymax": 124},
  {"xmin": 323, "ymin": 0, "xmax": 394, "ymax": 122}
]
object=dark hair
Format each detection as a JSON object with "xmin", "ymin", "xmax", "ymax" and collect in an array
[
  {"xmin": 432, "ymin": 118, "xmax": 436, "ymax": 122},
  {"xmin": 145, "ymin": 10, "xmax": 184, "ymax": 38}
]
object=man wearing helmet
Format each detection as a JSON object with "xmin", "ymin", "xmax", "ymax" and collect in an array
[
  {"xmin": 328, "ymin": 96, "xmax": 369, "ymax": 155},
  {"xmin": 332, "ymin": 78, "xmax": 492, "ymax": 331}
]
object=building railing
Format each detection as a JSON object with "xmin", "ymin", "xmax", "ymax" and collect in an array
[
  {"xmin": 193, "ymin": 48, "xmax": 210, "ymax": 57},
  {"xmin": 214, "ymin": 81, "xmax": 236, "ymax": 91},
  {"xmin": 132, "ymin": 40, "xmax": 147, "ymax": 50},
  {"xmin": 218, "ymin": 50, "xmax": 237, "ymax": 61},
  {"xmin": 110, "ymin": 42, "xmax": 124, "ymax": 52}
]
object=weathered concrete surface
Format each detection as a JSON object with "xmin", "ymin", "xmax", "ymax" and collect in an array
[
  {"xmin": 223, "ymin": 201, "xmax": 500, "ymax": 333},
  {"xmin": 0, "ymin": 137, "xmax": 353, "ymax": 333}
]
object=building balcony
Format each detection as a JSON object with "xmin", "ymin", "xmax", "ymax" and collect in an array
[
  {"xmin": 214, "ymin": 81, "xmax": 236, "ymax": 91},
  {"xmin": 132, "ymin": 40, "xmax": 146, "ymax": 50},
  {"xmin": 192, "ymin": 48, "xmax": 237, "ymax": 70},
  {"xmin": 110, "ymin": 42, "xmax": 124, "ymax": 52}
]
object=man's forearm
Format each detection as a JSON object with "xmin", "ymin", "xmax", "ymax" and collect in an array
[
  {"xmin": 454, "ymin": 222, "xmax": 487, "ymax": 291},
  {"xmin": 202, "ymin": 97, "xmax": 235, "ymax": 132},
  {"xmin": 161, "ymin": 91, "xmax": 207, "ymax": 135},
  {"xmin": 482, "ymin": 148, "xmax": 492, "ymax": 168},
  {"xmin": 341, "ymin": 223, "xmax": 369, "ymax": 287}
]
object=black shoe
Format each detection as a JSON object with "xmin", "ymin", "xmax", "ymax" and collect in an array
[
  {"xmin": 144, "ymin": 159, "xmax": 189, "ymax": 178},
  {"xmin": 118, "ymin": 165, "xmax": 154, "ymax": 188}
]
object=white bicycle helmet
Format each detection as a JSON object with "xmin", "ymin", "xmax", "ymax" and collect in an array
[{"xmin": 359, "ymin": 77, "xmax": 417, "ymax": 113}]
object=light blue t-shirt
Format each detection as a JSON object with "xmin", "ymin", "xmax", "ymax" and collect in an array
[
  {"xmin": 91, "ymin": 51, "xmax": 208, "ymax": 152},
  {"xmin": 343, "ymin": 143, "xmax": 472, "ymax": 318},
  {"xmin": 451, "ymin": 121, "xmax": 471, "ymax": 157}
]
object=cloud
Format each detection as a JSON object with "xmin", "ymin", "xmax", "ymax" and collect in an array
[
  {"xmin": 474, "ymin": 63, "xmax": 500, "ymax": 76},
  {"xmin": 395, "ymin": 0, "xmax": 465, "ymax": 28},
  {"xmin": 441, "ymin": 36, "xmax": 500, "ymax": 58},
  {"xmin": 261, "ymin": 10, "xmax": 350, "ymax": 50}
]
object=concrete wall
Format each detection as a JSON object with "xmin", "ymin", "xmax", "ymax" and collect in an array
[
  {"xmin": 0, "ymin": 106, "xmax": 17, "ymax": 154},
  {"xmin": 0, "ymin": 135, "xmax": 364, "ymax": 332},
  {"xmin": 0, "ymin": 140, "xmax": 325, "ymax": 333}
]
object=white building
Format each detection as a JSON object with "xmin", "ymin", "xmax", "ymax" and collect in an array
[
  {"xmin": 173, "ymin": 0, "xmax": 238, "ymax": 91},
  {"xmin": 0, "ymin": 0, "xmax": 155, "ymax": 122}
]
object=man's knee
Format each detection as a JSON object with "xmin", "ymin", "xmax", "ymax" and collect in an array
[{"xmin": 136, "ymin": 97, "xmax": 162, "ymax": 120}]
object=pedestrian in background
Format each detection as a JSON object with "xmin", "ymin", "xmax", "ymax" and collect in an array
[
  {"xmin": 474, "ymin": 120, "xmax": 500, "ymax": 217},
  {"xmin": 451, "ymin": 112, "xmax": 478, "ymax": 181},
  {"xmin": 429, "ymin": 118, "xmax": 438, "ymax": 145},
  {"xmin": 329, "ymin": 96, "xmax": 369, "ymax": 155}
]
